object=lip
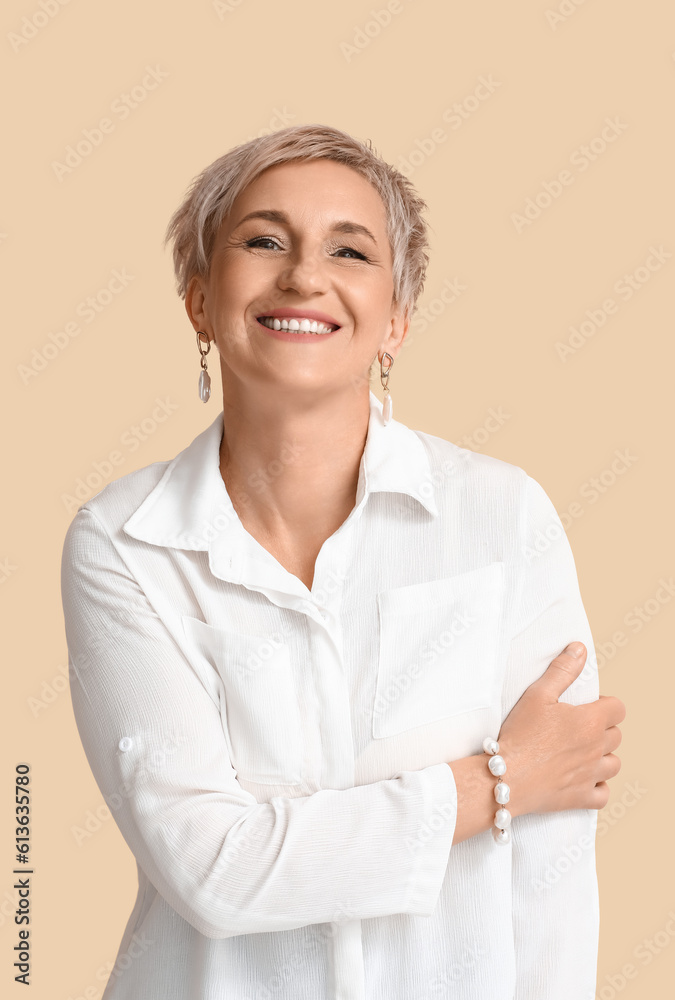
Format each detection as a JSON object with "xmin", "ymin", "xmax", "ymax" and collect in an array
[
  {"xmin": 255, "ymin": 307, "xmax": 342, "ymax": 328},
  {"xmin": 257, "ymin": 320, "xmax": 341, "ymax": 344}
]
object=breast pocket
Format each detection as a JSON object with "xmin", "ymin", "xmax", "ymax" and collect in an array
[
  {"xmin": 181, "ymin": 616, "xmax": 304, "ymax": 785},
  {"xmin": 373, "ymin": 562, "xmax": 505, "ymax": 739}
]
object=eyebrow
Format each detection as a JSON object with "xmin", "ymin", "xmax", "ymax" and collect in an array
[{"xmin": 232, "ymin": 209, "xmax": 378, "ymax": 245}]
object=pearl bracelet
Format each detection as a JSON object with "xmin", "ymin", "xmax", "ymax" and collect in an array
[{"xmin": 482, "ymin": 737, "xmax": 512, "ymax": 846}]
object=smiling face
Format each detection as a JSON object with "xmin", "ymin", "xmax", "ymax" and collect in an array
[{"xmin": 185, "ymin": 158, "xmax": 408, "ymax": 398}]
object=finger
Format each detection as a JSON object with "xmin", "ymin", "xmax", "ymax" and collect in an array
[
  {"xmin": 527, "ymin": 642, "xmax": 587, "ymax": 702},
  {"xmin": 588, "ymin": 780, "xmax": 610, "ymax": 810},
  {"xmin": 603, "ymin": 725, "xmax": 622, "ymax": 755},
  {"xmin": 598, "ymin": 694, "xmax": 627, "ymax": 725},
  {"xmin": 597, "ymin": 752, "xmax": 622, "ymax": 782}
]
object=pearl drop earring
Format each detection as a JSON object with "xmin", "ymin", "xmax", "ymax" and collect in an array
[{"xmin": 196, "ymin": 331, "xmax": 211, "ymax": 403}]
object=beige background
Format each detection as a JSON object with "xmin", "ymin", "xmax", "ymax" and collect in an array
[{"xmin": 1, "ymin": 0, "xmax": 673, "ymax": 996}]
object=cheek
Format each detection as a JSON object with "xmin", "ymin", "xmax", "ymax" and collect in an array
[
  {"xmin": 351, "ymin": 282, "xmax": 394, "ymax": 324},
  {"xmin": 218, "ymin": 257, "xmax": 278, "ymax": 300},
  {"xmin": 208, "ymin": 266, "xmax": 254, "ymax": 314}
]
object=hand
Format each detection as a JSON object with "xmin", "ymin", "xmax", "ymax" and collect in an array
[{"xmin": 497, "ymin": 642, "xmax": 625, "ymax": 816}]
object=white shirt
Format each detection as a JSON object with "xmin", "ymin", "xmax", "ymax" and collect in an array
[{"xmin": 61, "ymin": 390, "xmax": 600, "ymax": 1000}]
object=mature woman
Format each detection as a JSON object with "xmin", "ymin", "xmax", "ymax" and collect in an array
[{"xmin": 61, "ymin": 124, "xmax": 625, "ymax": 1000}]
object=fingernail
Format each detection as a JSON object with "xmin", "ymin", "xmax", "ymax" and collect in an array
[{"xmin": 564, "ymin": 642, "xmax": 584, "ymax": 658}]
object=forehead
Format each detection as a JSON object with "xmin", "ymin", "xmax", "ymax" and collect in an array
[{"xmin": 228, "ymin": 159, "xmax": 389, "ymax": 232}]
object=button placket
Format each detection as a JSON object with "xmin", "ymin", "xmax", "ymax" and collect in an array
[
  {"xmin": 298, "ymin": 598, "xmax": 332, "ymax": 628},
  {"xmin": 304, "ymin": 618, "xmax": 354, "ymax": 789}
]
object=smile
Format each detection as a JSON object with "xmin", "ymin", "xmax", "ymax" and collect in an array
[{"xmin": 257, "ymin": 316, "xmax": 339, "ymax": 335}]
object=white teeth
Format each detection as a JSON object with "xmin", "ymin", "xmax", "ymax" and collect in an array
[{"xmin": 258, "ymin": 316, "xmax": 337, "ymax": 335}]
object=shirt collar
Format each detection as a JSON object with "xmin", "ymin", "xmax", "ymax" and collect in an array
[{"xmin": 123, "ymin": 389, "xmax": 439, "ymax": 555}]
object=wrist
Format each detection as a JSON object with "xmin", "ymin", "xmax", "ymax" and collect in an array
[
  {"xmin": 493, "ymin": 736, "xmax": 529, "ymax": 818},
  {"xmin": 482, "ymin": 737, "xmax": 515, "ymax": 845},
  {"xmin": 449, "ymin": 754, "xmax": 496, "ymax": 845}
]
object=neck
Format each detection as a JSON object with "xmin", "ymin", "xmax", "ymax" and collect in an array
[{"xmin": 218, "ymin": 375, "xmax": 372, "ymax": 541}]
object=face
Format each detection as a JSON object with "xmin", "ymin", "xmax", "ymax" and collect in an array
[{"xmin": 186, "ymin": 159, "xmax": 408, "ymax": 398}]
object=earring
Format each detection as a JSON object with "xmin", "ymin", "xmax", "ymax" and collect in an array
[
  {"xmin": 196, "ymin": 331, "xmax": 211, "ymax": 403},
  {"xmin": 380, "ymin": 352, "xmax": 394, "ymax": 425}
]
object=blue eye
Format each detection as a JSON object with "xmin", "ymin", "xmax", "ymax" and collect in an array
[
  {"xmin": 245, "ymin": 237, "xmax": 280, "ymax": 250},
  {"xmin": 334, "ymin": 247, "xmax": 368, "ymax": 260},
  {"xmin": 243, "ymin": 237, "xmax": 369, "ymax": 261}
]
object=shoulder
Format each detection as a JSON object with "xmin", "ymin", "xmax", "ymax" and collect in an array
[
  {"xmin": 63, "ymin": 413, "xmax": 223, "ymax": 555},
  {"xmin": 73, "ymin": 458, "xmax": 170, "ymax": 524},
  {"xmin": 62, "ymin": 458, "xmax": 171, "ymax": 566},
  {"xmin": 412, "ymin": 425, "xmax": 529, "ymax": 493},
  {"xmin": 411, "ymin": 425, "xmax": 560, "ymax": 529}
]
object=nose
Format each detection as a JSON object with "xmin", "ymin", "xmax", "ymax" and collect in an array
[{"xmin": 276, "ymin": 244, "xmax": 330, "ymax": 298}]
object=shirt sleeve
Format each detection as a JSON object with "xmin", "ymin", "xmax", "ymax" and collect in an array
[
  {"xmin": 61, "ymin": 505, "xmax": 457, "ymax": 940},
  {"xmin": 502, "ymin": 474, "xmax": 600, "ymax": 1000}
]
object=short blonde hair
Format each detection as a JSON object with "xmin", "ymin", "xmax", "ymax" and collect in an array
[{"xmin": 164, "ymin": 123, "xmax": 430, "ymax": 319}]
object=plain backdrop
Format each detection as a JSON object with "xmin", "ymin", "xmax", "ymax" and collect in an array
[{"xmin": 1, "ymin": 1, "xmax": 673, "ymax": 997}]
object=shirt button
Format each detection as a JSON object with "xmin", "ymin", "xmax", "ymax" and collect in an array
[{"xmin": 118, "ymin": 736, "xmax": 133, "ymax": 752}]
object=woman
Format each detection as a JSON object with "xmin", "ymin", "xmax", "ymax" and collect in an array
[{"xmin": 61, "ymin": 124, "xmax": 625, "ymax": 1000}]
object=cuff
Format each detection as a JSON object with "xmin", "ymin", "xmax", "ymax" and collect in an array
[{"xmin": 404, "ymin": 762, "xmax": 458, "ymax": 915}]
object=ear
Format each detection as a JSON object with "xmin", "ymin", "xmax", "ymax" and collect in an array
[
  {"xmin": 185, "ymin": 275, "xmax": 212, "ymax": 336},
  {"xmin": 380, "ymin": 299, "xmax": 410, "ymax": 360}
]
